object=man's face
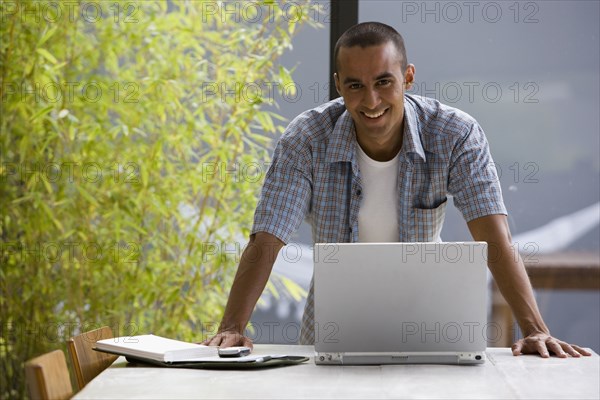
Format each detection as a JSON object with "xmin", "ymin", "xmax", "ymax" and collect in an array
[{"xmin": 335, "ymin": 41, "xmax": 414, "ymax": 158}]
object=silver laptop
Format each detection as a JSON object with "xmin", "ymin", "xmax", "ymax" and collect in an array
[{"xmin": 313, "ymin": 242, "xmax": 488, "ymax": 365}]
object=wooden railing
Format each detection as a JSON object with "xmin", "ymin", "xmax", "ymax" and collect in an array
[{"xmin": 489, "ymin": 252, "xmax": 600, "ymax": 347}]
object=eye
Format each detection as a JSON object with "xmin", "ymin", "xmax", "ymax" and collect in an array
[
  {"xmin": 348, "ymin": 83, "xmax": 362, "ymax": 90},
  {"xmin": 377, "ymin": 79, "xmax": 392, "ymax": 87}
]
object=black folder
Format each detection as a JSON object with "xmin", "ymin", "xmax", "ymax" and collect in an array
[{"xmin": 121, "ymin": 354, "xmax": 310, "ymax": 369}]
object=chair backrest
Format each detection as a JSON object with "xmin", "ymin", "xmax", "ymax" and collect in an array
[
  {"xmin": 67, "ymin": 326, "xmax": 118, "ymax": 389},
  {"xmin": 25, "ymin": 349, "xmax": 73, "ymax": 400}
]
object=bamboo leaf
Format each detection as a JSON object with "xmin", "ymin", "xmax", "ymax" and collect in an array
[
  {"xmin": 36, "ymin": 48, "xmax": 58, "ymax": 65},
  {"xmin": 37, "ymin": 26, "xmax": 58, "ymax": 47},
  {"xmin": 40, "ymin": 202, "xmax": 64, "ymax": 231},
  {"xmin": 29, "ymin": 106, "xmax": 54, "ymax": 122},
  {"xmin": 76, "ymin": 185, "xmax": 99, "ymax": 207}
]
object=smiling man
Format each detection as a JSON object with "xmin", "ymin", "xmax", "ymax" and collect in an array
[{"xmin": 204, "ymin": 22, "xmax": 590, "ymax": 358}]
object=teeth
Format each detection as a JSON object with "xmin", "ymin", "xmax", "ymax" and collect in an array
[{"xmin": 364, "ymin": 109, "xmax": 386, "ymax": 118}]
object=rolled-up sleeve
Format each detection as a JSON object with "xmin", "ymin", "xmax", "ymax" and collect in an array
[
  {"xmin": 448, "ymin": 123, "xmax": 507, "ymax": 222},
  {"xmin": 251, "ymin": 128, "xmax": 312, "ymax": 244}
]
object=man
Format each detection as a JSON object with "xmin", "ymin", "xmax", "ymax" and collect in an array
[{"xmin": 204, "ymin": 22, "xmax": 591, "ymax": 358}]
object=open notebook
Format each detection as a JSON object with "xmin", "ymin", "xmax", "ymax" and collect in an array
[
  {"xmin": 94, "ymin": 334, "xmax": 308, "ymax": 369},
  {"xmin": 95, "ymin": 334, "xmax": 218, "ymax": 363}
]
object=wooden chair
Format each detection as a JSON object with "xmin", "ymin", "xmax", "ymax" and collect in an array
[
  {"xmin": 25, "ymin": 349, "xmax": 73, "ymax": 400},
  {"xmin": 67, "ymin": 326, "xmax": 118, "ymax": 389}
]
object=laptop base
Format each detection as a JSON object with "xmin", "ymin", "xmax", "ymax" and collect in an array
[{"xmin": 315, "ymin": 351, "xmax": 486, "ymax": 365}]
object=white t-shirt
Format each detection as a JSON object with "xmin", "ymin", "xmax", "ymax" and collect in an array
[{"xmin": 356, "ymin": 144, "xmax": 400, "ymax": 242}]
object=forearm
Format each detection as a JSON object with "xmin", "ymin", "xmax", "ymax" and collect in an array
[
  {"xmin": 218, "ymin": 232, "xmax": 284, "ymax": 334},
  {"xmin": 487, "ymin": 242, "xmax": 549, "ymax": 336},
  {"xmin": 468, "ymin": 214, "xmax": 591, "ymax": 357},
  {"xmin": 468, "ymin": 215, "xmax": 548, "ymax": 336}
]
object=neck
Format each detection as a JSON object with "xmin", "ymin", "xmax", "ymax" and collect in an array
[{"xmin": 356, "ymin": 122, "xmax": 404, "ymax": 162}]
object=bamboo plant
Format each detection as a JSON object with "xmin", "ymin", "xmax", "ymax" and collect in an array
[{"xmin": 0, "ymin": 1, "xmax": 321, "ymax": 396}]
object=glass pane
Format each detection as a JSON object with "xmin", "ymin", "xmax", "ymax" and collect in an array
[{"xmin": 360, "ymin": 0, "xmax": 599, "ymax": 352}]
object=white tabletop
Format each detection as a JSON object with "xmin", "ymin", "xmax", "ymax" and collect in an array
[{"xmin": 73, "ymin": 345, "xmax": 600, "ymax": 399}]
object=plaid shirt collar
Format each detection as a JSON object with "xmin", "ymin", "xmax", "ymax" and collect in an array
[{"xmin": 325, "ymin": 96, "xmax": 427, "ymax": 165}]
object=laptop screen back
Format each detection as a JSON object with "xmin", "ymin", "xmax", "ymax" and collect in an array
[{"xmin": 314, "ymin": 242, "xmax": 488, "ymax": 354}]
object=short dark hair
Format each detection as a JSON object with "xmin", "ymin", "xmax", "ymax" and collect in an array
[{"xmin": 334, "ymin": 22, "xmax": 408, "ymax": 73}]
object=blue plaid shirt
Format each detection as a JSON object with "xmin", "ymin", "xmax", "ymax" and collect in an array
[{"xmin": 252, "ymin": 94, "xmax": 506, "ymax": 344}]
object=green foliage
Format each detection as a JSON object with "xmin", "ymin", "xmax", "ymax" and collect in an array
[{"xmin": 1, "ymin": 0, "xmax": 320, "ymax": 397}]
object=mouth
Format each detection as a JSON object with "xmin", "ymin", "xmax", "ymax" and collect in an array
[{"xmin": 361, "ymin": 108, "xmax": 389, "ymax": 119}]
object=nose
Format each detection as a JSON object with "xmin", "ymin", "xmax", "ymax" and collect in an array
[{"xmin": 362, "ymin": 88, "xmax": 381, "ymax": 109}]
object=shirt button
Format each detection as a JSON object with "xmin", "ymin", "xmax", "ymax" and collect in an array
[{"xmin": 356, "ymin": 189, "xmax": 362, "ymax": 196}]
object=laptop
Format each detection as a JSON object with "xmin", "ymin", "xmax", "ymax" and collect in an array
[{"xmin": 313, "ymin": 242, "xmax": 488, "ymax": 365}]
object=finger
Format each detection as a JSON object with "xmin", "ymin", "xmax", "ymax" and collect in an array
[
  {"xmin": 206, "ymin": 335, "xmax": 223, "ymax": 347},
  {"xmin": 559, "ymin": 342, "xmax": 580, "ymax": 358},
  {"xmin": 199, "ymin": 336, "xmax": 214, "ymax": 346},
  {"xmin": 535, "ymin": 340, "xmax": 550, "ymax": 358},
  {"xmin": 241, "ymin": 336, "xmax": 254, "ymax": 350},
  {"xmin": 547, "ymin": 340, "xmax": 567, "ymax": 358},
  {"xmin": 221, "ymin": 334, "xmax": 242, "ymax": 348},
  {"xmin": 223, "ymin": 335, "xmax": 253, "ymax": 349},
  {"xmin": 571, "ymin": 344, "xmax": 592, "ymax": 357},
  {"xmin": 511, "ymin": 340, "xmax": 523, "ymax": 356}
]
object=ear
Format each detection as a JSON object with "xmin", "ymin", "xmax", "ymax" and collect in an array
[
  {"xmin": 334, "ymin": 73, "xmax": 342, "ymax": 95},
  {"xmin": 404, "ymin": 64, "xmax": 416, "ymax": 89}
]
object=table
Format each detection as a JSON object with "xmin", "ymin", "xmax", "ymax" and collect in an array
[{"xmin": 73, "ymin": 345, "xmax": 599, "ymax": 399}]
